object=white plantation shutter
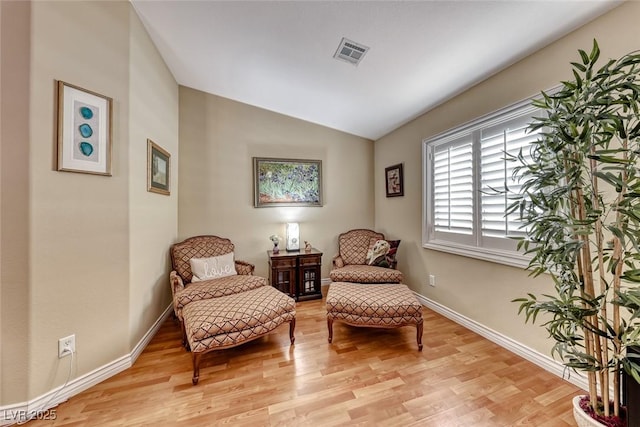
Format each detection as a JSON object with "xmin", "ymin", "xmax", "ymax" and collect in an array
[
  {"xmin": 480, "ymin": 115, "xmax": 536, "ymax": 240},
  {"xmin": 423, "ymin": 96, "xmax": 542, "ymax": 267},
  {"xmin": 433, "ymin": 138, "xmax": 474, "ymax": 236}
]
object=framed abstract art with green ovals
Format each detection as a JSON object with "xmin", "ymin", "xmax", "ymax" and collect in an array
[{"xmin": 56, "ymin": 81, "xmax": 113, "ymax": 176}]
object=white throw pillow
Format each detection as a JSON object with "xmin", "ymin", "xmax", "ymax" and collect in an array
[{"xmin": 189, "ymin": 252, "xmax": 237, "ymax": 282}]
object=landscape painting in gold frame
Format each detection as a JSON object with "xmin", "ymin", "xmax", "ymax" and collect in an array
[
  {"xmin": 253, "ymin": 157, "xmax": 322, "ymax": 207},
  {"xmin": 147, "ymin": 139, "xmax": 170, "ymax": 195}
]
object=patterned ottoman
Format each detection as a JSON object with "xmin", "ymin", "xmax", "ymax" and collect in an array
[
  {"xmin": 326, "ymin": 282, "xmax": 423, "ymax": 351},
  {"xmin": 182, "ymin": 285, "xmax": 296, "ymax": 384}
]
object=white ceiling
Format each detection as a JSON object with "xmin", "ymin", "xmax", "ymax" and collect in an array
[{"xmin": 131, "ymin": 0, "xmax": 622, "ymax": 140}]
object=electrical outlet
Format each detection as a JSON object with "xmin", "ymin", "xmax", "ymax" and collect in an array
[
  {"xmin": 58, "ymin": 334, "xmax": 75, "ymax": 358},
  {"xmin": 429, "ymin": 274, "xmax": 436, "ymax": 287}
]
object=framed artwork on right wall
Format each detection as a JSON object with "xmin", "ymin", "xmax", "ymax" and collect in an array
[{"xmin": 385, "ymin": 163, "xmax": 404, "ymax": 197}]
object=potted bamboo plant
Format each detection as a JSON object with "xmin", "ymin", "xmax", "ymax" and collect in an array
[{"xmin": 511, "ymin": 40, "xmax": 640, "ymax": 427}]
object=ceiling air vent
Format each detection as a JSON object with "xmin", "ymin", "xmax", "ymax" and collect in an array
[{"xmin": 334, "ymin": 37, "xmax": 369, "ymax": 66}]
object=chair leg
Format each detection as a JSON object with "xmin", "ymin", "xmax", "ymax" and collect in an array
[
  {"xmin": 327, "ymin": 317, "xmax": 333, "ymax": 343},
  {"xmin": 192, "ymin": 353, "xmax": 201, "ymax": 385},
  {"xmin": 289, "ymin": 317, "xmax": 296, "ymax": 345},
  {"xmin": 416, "ymin": 319, "xmax": 424, "ymax": 351},
  {"xmin": 181, "ymin": 321, "xmax": 190, "ymax": 351}
]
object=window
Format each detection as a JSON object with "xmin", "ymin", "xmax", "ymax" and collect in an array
[{"xmin": 422, "ymin": 97, "xmax": 541, "ymax": 267}]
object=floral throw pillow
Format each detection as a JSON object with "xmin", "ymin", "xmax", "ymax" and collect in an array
[
  {"xmin": 365, "ymin": 239, "xmax": 401, "ymax": 268},
  {"xmin": 385, "ymin": 240, "xmax": 400, "ymax": 267}
]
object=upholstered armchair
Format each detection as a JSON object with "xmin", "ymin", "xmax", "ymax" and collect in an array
[
  {"xmin": 169, "ymin": 235, "xmax": 297, "ymax": 385},
  {"xmin": 329, "ymin": 229, "xmax": 403, "ymax": 284},
  {"xmin": 169, "ymin": 235, "xmax": 267, "ymax": 321}
]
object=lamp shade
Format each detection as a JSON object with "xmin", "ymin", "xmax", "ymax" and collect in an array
[{"xmin": 286, "ymin": 223, "xmax": 300, "ymax": 251}]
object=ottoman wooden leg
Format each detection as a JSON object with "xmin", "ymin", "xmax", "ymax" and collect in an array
[
  {"xmin": 192, "ymin": 353, "xmax": 201, "ymax": 385},
  {"xmin": 289, "ymin": 317, "xmax": 296, "ymax": 345},
  {"xmin": 181, "ymin": 321, "xmax": 190, "ymax": 351},
  {"xmin": 327, "ymin": 317, "xmax": 333, "ymax": 343},
  {"xmin": 416, "ymin": 319, "xmax": 424, "ymax": 351}
]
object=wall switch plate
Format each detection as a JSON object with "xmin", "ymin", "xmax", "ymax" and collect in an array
[
  {"xmin": 58, "ymin": 334, "xmax": 75, "ymax": 358},
  {"xmin": 429, "ymin": 274, "xmax": 436, "ymax": 287}
]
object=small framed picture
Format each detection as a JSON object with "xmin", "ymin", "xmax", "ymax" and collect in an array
[
  {"xmin": 57, "ymin": 81, "xmax": 113, "ymax": 175},
  {"xmin": 147, "ymin": 139, "xmax": 170, "ymax": 195},
  {"xmin": 385, "ymin": 163, "xmax": 404, "ymax": 197}
]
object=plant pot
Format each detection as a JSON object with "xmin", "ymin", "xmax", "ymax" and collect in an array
[
  {"xmin": 573, "ymin": 396, "xmax": 606, "ymax": 427},
  {"xmin": 624, "ymin": 346, "xmax": 640, "ymax": 426},
  {"xmin": 572, "ymin": 395, "xmax": 628, "ymax": 427}
]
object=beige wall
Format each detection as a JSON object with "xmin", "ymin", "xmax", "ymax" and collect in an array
[
  {"xmin": 178, "ymin": 87, "xmax": 374, "ymax": 279},
  {"xmin": 0, "ymin": 0, "xmax": 31, "ymax": 404},
  {"xmin": 374, "ymin": 1, "xmax": 639, "ymax": 356},
  {"xmin": 29, "ymin": 1, "xmax": 131, "ymax": 397},
  {"xmin": 128, "ymin": 7, "xmax": 178, "ymax": 348},
  {"xmin": 0, "ymin": 0, "xmax": 178, "ymax": 404}
]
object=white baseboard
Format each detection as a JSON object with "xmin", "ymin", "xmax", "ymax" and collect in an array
[
  {"xmin": 414, "ymin": 293, "xmax": 588, "ymax": 392},
  {"xmin": 0, "ymin": 304, "xmax": 173, "ymax": 426},
  {"xmin": 131, "ymin": 305, "xmax": 173, "ymax": 363}
]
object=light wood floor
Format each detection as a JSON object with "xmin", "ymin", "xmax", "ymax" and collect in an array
[{"xmin": 27, "ymin": 299, "xmax": 581, "ymax": 426}]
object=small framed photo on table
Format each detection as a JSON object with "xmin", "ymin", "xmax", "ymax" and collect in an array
[
  {"xmin": 147, "ymin": 139, "xmax": 170, "ymax": 195},
  {"xmin": 385, "ymin": 163, "xmax": 404, "ymax": 197}
]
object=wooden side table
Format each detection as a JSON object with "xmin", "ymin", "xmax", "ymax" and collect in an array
[{"xmin": 268, "ymin": 249, "xmax": 322, "ymax": 301}]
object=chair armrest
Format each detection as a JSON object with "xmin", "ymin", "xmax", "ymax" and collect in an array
[
  {"xmin": 170, "ymin": 270, "xmax": 185, "ymax": 294},
  {"xmin": 332, "ymin": 255, "xmax": 345, "ymax": 268},
  {"xmin": 235, "ymin": 260, "xmax": 255, "ymax": 275},
  {"xmin": 169, "ymin": 271, "xmax": 185, "ymax": 316}
]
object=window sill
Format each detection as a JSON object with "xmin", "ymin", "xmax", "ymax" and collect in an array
[{"xmin": 422, "ymin": 240, "xmax": 531, "ymax": 269}]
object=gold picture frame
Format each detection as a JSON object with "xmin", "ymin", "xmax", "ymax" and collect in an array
[
  {"xmin": 147, "ymin": 139, "xmax": 170, "ymax": 195},
  {"xmin": 253, "ymin": 157, "xmax": 323, "ymax": 207}
]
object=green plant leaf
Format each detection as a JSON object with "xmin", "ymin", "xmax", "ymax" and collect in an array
[
  {"xmin": 579, "ymin": 49, "xmax": 590, "ymax": 65},
  {"xmin": 571, "ymin": 62, "xmax": 587, "ymax": 73},
  {"xmin": 589, "ymin": 39, "xmax": 600, "ymax": 65}
]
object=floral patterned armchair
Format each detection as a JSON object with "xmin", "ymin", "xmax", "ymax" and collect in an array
[{"xmin": 329, "ymin": 229, "xmax": 403, "ymax": 284}]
